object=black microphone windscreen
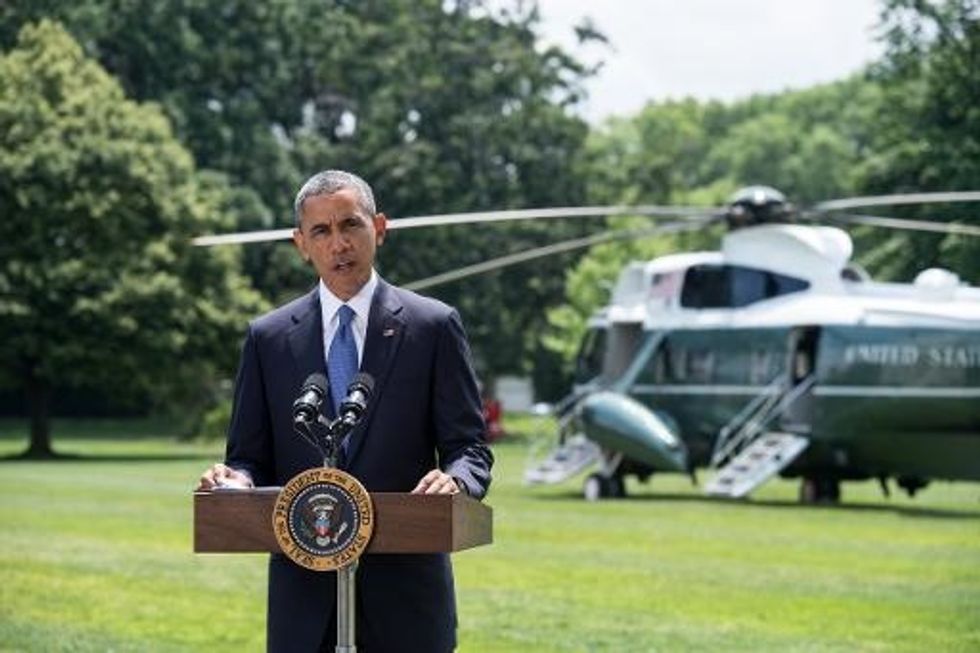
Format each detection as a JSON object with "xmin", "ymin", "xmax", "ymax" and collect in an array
[
  {"xmin": 351, "ymin": 372, "xmax": 375, "ymax": 394},
  {"xmin": 303, "ymin": 373, "xmax": 328, "ymax": 395}
]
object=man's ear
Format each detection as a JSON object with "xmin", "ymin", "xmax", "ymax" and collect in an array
[
  {"xmin": 373, "ymin": 213, "xmax": 389, "ymax": 246},
  {"xmin": 293, "ymin": 228, "xmax": 309, "ymax": 262}
]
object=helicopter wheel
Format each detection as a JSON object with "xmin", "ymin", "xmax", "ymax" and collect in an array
[
  {"xmin": 799, "ymin": 476, "xmax": 841, "ymax": 504},
  {"xmin": 584, "ymin": 473, "xmax": 626, "ymax": 500},
  {"xmin": 896, "ymin": 476, "xmax": 929, "ymax": 497},
  {"xmin": 608, "ymin": 475, "xmax": 626, "ymax": 498},
  {"xmin": 584, "ymin": 473, "xmax": 605, "ymax": 501}
]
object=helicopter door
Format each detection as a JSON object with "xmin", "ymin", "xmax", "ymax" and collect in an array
[
  {"xmin": 784, "ymin": 326, "xmax": 819, "ymax": 430},
  {"xmin": 602, "ymin": 322, "xmax": 644, "ymax": 383}
]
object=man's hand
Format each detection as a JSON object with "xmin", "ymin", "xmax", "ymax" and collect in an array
[
  {"xmin": 196, "ymin": 463, "xmax": 254, "ymax": 491},
  {"xmin": 411, "ymin": 469, "xmax": 460, "ymax": 495}
]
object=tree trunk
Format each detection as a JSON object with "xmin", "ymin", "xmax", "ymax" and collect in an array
[{"xmin": 25, "ymin": 375, "xmax": 55, "ymax": 458}]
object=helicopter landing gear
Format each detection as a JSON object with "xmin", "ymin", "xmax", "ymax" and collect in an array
[
  {"xmin": 799, "ymin": 476, "xmax": 840, "ymax": 504},
  {"xmin": 583, "ymin": 452, "xmax": 626, "ymax": 501},
  {"xmin": 896, "ymin": 476, "xmax": 929, "ymax": 497},
  {"xmin": 583, "ymin": 474, "xmax": 603, "ymax": 501},
  {"xmin": 583, "ymin": 472, "xmax": 626, "ymax": 501}
]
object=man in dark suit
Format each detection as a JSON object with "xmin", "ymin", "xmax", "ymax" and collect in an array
[{"xmin": 198, "ymin": 169, "xmax": 493, "ymax": 652}]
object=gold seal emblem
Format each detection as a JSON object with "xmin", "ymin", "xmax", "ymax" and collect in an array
[{"xmin": 272, "ymin": 467, "xmax": 374, "ymax": 571}]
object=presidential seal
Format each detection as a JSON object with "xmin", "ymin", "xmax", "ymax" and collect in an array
[{"xmin": 272, "ymin": 467, "xmax": 374, "ymax": 571}]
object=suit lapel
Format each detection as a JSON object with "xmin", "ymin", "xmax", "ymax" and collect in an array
[
  {"xmin": 345, "ymin": 279, "xmax": 405, "ymax": 467},
  {"xmin": 287, "ymin": 289, "xmax": 326, "ymax": 391}
]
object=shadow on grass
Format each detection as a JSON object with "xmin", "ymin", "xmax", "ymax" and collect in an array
[
  {"xmin": 0, "ymin": 451, "xmax": 216, "ymax": 463},
  {"xmin": 531, "ymin": 489, "xmax": 980, "ymax": 520}
]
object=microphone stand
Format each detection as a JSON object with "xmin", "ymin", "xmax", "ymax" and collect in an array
[
  {"xmin": 325, "ymin": 416, "xmax": 356, "ymax": 653},
  {"xmin": 293, "ymin": 416, "xmax": 338, "ymax": 468},
  {"xmin": 293, "ymin": 413, "xmax": 361, "ymax": 653}
]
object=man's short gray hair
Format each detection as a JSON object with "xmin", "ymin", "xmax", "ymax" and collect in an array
[{"xmin": 293, "ymin": 170, "xmax": 377, "ymax": 225}]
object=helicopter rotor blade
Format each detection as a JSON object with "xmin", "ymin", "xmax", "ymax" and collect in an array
[
  {"xmin": 191, "ymin": 204, "xmax": 720, "ymax": 247},
  {"xmin": 190, "ymin": 192, "xmax": 980, "ymax": 246},
  {"xmin": 387, "ymin": 204, "xmax": 717, "ymax": 229},
  {"xmin": 192, "ymin": 228, "xmax": 294, "ymax": 247},
  {"xmin": 404, "ymin": 216, "xmax": 715, "ymax": 291},
  {"xmin": 814, "ymin": 191, "xmax": 980, "ymax": 212},
  {"xmin": 814, "ymin": 212, "xmax": 980, "ymax": 237}
]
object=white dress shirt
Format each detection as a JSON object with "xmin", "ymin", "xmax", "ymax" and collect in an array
[{"xmin": 317, "ymin": 270, "xmax": 378, "ymax": 366}]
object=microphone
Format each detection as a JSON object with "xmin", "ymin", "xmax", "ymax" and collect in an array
[
  {"xmin": 293, "ymin": 373, "xmax": 328, "ymax": 427},
  {"xmin": 337, "ymin": 372, "xmax": 375, "ymax": 429}
]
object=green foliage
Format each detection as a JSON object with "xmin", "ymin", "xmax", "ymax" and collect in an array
[
  {"xmin": 854, "ymin": 0, "xmax": 980, "ymax": 282},
  {"xmin": 585, "ymin": 100, "xmax": 714, "ymax": 204},
  {"xmin": 0, "ymin": 21, "xmax": 266, "ymax": 449},
  {"xmin": 288, "ymin": 2, "xmax": 596, "ymax": 383},
  {"xmin": 4, "ymin": 1, "xmax": 978, "ymax": 406},
  {"xmin": 196, "ymin": 400, "xmax": 233, "ymax": 441},
  {"xmin": 0, "ymin": 1, "xmax": 598, "ymax": 386},
  {"xmin": 0, "ymin": 419, "xmax": 978, "ymax": 651}
]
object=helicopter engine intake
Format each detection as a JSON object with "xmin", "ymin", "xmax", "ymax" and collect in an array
[{"xmin": 577, "ymin": 392, "xmax": 688, "ymax": 473}]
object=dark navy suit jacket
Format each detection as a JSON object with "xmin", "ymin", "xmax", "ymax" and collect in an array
[{"xmin": 224, "ymin": 279, "xmax": 493, "ymax": 652}]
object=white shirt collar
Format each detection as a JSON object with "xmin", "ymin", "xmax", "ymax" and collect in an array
[
  {"xmin": 317, "ymin": 269, "xmax": 378, "ymax": 323},
  {"xmin": 317, "ymin": 270, "xmax": 377, "ymax": 363}
]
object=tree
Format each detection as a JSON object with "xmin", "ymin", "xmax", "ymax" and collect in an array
[
  {"xmin": 0, "ymin": 21, "xmax": 266, "ymax": 456},
  {"xmin": 0, "ymin": 0, "xmax": 599, "ymax": 391},
  {"xmin": 331, "ymin": 2, "xmax": 596, "ymax": 384},
  {"xmin": 855, "ymin": 0, "xmax": 980, "ymax": 282}
]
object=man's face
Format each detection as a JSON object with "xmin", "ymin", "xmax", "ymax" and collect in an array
[{"xmin": 293, "ymin": 188, "xmax": 387, "ymax": 301}]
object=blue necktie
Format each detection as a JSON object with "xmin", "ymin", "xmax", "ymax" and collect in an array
[{"xmin": 327, "ymin": 305, "xmax": 358, "ymax": 416}]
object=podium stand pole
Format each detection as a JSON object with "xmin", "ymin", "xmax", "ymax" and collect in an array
[{"xmin": 337, "ymin": 561, "xmax": 358, "ymax": 652}]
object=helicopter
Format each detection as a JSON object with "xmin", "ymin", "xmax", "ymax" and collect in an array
[
  {"xmin": 195, "ymin": 185, "xmax": 980, "ymax": 504},
  {"xmin": 522, "ymin": 187, "xmax": 980, "ymax": 502}
]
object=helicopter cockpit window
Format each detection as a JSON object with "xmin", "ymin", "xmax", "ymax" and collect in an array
[
  {"xmin": 574, "ymin": 327, "xmax": 607, "ymax": 384},
  {"xmin": 767, "ymin": 271, "xmax": 809, "ymax": 297},
  {"xmin": 680, "ymin": 264, "xmax": 809, "ymax": 309}
]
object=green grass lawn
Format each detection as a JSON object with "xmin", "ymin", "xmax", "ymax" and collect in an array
[{"xmin": 1, "ymin": 416, "xmax": 978, "ymax": 652}]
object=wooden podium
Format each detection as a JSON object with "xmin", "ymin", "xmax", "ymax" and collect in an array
[{"xmin": 194, "ymin": 487, "xmax": 493, "ymax": 555}]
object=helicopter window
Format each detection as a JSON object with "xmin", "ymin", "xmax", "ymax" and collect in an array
[
  {"xmin": 666, "ymin": 346, "xmax": 687, "ymax": 382},
  {"xmin": 680, "ymin": 266, "xmax": 728, "ymax": 308},
  {"xmin": 768, "ymin": 272, "xmax": 809, "ymax": 296},
  {"xmin": 653, "ymin": 348, "xmax": 666, "ymax": 383},
  {"xmin": 688, "ymin": 350, "xmax": 715, "ymax": 382},
  {"xmin": 732, "ymin": 269, "xmax": 767, "ymax": 306},
  {"xmin": 750, "ymin": 350, "xmax": 775, "ymax": 384},
  {"xmin": 574, "ymin": 327, "xmax": 607, "ymax": 384},
  {"xmin": 680, "ymin": 265, "xmax": 809, "ymax": 309},
  {"xmin": 649, "ymin": 270, "xmax": 683, "ymax": 303}
]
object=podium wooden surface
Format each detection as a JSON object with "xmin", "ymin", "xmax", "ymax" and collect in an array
[{"xmin": 194, "ymin": 488, "xmax": 492, "ymax": 554}]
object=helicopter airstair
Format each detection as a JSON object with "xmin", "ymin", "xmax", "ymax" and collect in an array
[
  {"xmin": 524, "ymin": 433, "xmax": 600, "ymax": 484},
  {"xmin": 524, "ymin": 384, "xmax": 602, "ymax": 485},
  {"xmin": 705, "ymin": 431, "xmax": 809, "ymax": 498},
  {"xmin": 705, "ymin": 375, "xmax": 814, "ymax": 498}
]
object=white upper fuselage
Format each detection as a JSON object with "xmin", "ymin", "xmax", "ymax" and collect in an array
[{"xmin": 605, "ymin": 224, "xmax": 980, "ymax": 330}]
